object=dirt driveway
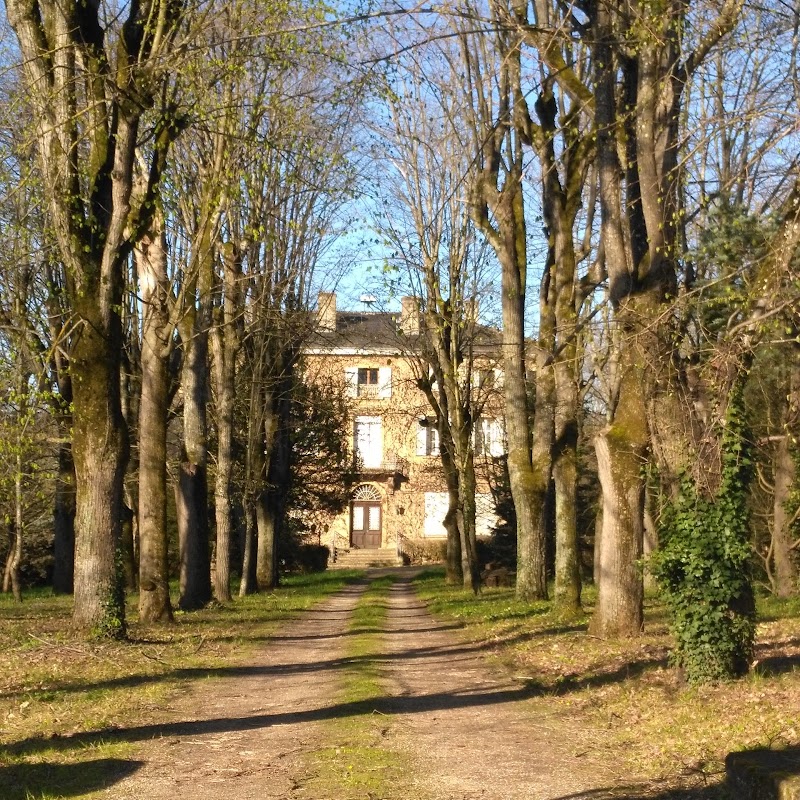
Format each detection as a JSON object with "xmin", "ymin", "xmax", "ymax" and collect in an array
[{"xmin": 93, "ymin": 569, "xmax": 632, "ymax": 800}]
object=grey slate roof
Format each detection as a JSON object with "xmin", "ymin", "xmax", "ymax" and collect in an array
[{"xmin": 309, "ymin": 310, "xmax": 501, "ymax": 355}]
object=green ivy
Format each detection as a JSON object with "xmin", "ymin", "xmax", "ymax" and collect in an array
[
  {"xmin": 651, "ymin": 378, "xmax": 756, "ymax": 683},
  {"xmin": 92, "ymin": 547, "xmax": 127, "ymax": 641}
]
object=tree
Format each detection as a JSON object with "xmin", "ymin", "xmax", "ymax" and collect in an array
[
  {"xmin": 369, "ymin": 36, "xmax": 500, "ymax": 590},
  {"xmin": 5, "ymin": 0, "xmax": 189, "ymax": 633},
  {"xmin": 455, "ymin": 3, "xmax": 551, "ymax": 600}
]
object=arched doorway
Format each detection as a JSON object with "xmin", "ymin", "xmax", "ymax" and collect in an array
[{"xmin": 350, "ymin": 484, "xmax": 382, "ymax": 549}]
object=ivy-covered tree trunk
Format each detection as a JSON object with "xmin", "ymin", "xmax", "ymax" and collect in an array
[{"xmin": 652, "ymin": 375, "xmax": 756, "ymax": 682}]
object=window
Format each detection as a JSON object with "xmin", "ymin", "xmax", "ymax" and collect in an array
[
  {"xmin": 476, "ymin": 418, "xmax": 505, "ymax": 457},
  {"xmin": 423, "ymin": 492, "xmax": 449, "ymax": 537},
  {"xmin": 472, "ymin": 368, "xmax": 504, "ymax": 393},
  {"xmin": 357, "ymin": 368, "xmax": 379, "ymax": 395},
  {"xmin": 345, "ymin": 366, "xmax": 392, "ymax": 398},
  {"xmin": 354, "ymin": 416, "xmax": 383, "ymax": 468},
  {"xmin": 416, "ymin": 418, "xmax": 440, "ymax": 456}
]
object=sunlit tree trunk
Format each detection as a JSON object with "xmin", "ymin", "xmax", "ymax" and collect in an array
[
  {"xmin": 772, "ymin": 363, "xmax": 800, "ymax": 596},
  {"xmin": 136, "ymin": 222, "xmax": 173, "ymax": 623},
  {"xmin": 210, "ymin": 243, "xmax": 241, "ymax": 602}
]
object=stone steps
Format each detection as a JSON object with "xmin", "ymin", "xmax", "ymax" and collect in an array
[{"xmin": 329, "ymin": 548, "xmax": 403, "ymax": 570}]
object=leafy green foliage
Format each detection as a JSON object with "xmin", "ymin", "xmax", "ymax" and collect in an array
[
  {"xmin": 651, "ymin": 379, "xmax": 756, "ymax": 682},
  {"xmin": 282, "ymin": 376, "xmax": 359, "ymax": 551}
]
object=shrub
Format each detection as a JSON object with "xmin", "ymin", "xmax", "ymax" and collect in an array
[
  {"xmin": 285, "ymin": 544, "xmax": 330, "ymax": 573},
  {"xmin": 650, "ymin": 379, "xmax": 756, "ymax": 682}
]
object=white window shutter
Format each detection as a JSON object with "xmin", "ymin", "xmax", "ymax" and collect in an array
[
  {"xmin": 430, "ymin": 426, "xmax": 440, "ymax": 456},
  {"xmin": 416, "ymin": 422, "xmax": 428, "ymax": 456},
  {"xmin": 344, "ymin": 366, "xmax": 358, "ymax": 398},
  {"xmin": 488, "ymin": 419, "xmax": 504, "ymax": 456},
  {"xmin": 378, "ymin": 366, "xmax": 392, "ymax": 398},
  {"xmin": 493, "ymin": 368, "xmax": 504, "ymax": 389}
]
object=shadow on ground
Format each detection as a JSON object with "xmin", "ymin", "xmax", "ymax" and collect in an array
[
  {"xmin": 0, "ymin": 758, "xmax": 143, "ymax": 799},
  {"xmin": 554, "ymin": 783, "xmax": 728, "ymax": 799}
]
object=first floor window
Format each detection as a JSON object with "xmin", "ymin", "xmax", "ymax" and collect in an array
[{"xmin": 354, "ymin": 416, "xmax": 383, "ymax": 468}]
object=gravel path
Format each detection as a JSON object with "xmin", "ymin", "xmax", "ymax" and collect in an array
[
  {"xmin": 96, "ymin": 580, "xmax": 370, "ymax": 800},
  {"xmin": 376, "ymin": 575, "xmax": 615, "ymax": 800},
  {"xmin": 94, "ymin": 569, "xmax": 623, "ymax": 800}
]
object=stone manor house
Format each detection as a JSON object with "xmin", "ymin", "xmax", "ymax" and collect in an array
[{"xmin": 301, "ymin": 292, "xmax": 506, "ymax": 566}]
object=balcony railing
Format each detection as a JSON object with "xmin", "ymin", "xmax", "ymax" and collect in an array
[{"xmin": 359, "ymin": 457, "xmax": 409, "ymax": 479}]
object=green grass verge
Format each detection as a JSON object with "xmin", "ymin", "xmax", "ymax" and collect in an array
[
  {"xmin": 0, "ymin": 570, "xmax": 361, "ymax": 800},
  {"xmin": 306, "ymin": 575, "xmax": 425, "ymax": 800}
]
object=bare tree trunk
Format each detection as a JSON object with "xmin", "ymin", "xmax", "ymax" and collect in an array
[
  {"xmin": 239, "ymin": 503, "xmax": 258, "ymax": 596},
  {"xmin": 257, "ymin": 390, "xmax": 279, "ymax": 589},
  {"xmin": 176, "ymin": 325, "xmax": 212, "ymax": 610},
  {"xmin": 261, "ymin": 388, "xmax": 292, "ymax": 588},
  {"xmin": 211, "ymin": 335, "xmax": 235, "ymax": 603},
  {"xmin": 590, "ymin": 353, "xmax": 647, "ymax": 637},
  {"xmin": 460, "ymin": 453, "xmax": 480, "ymax": 592},
  {"xmin": 69, "ymin": 298, "xmax": 129, "ymax": 634},
  {"xmin": 593, "ymin": 505, "xmax": 603, "ymax": 586},
  {"xmin": 120, "ymin": 505, "xmax": 137, "ymax": 592},
  {"xmin": 256, "ymin": 495, "xmax": 278, "ymax": 590},
  {"xmin": 137, "ymin": 226, "xmax": 173, "ymax": 623},
  {"xmin": 3, "ymin": 538, "xmax": 13, "ymax": 595},
  {"xmin": 441, "ymin": 449, "xmax": 463, "ymax": 586},
  {"xmin": 553, "ymin": 434, "xmax": 581, "ymax": 615},
  {"xmin": 241, "ymin": 377, "xmax": 266, "ymax": 596},
  {"xmin": 211, "ymin": 243, "xmax": 241, "ymax": 602},
  {"xmin": 643, "ymin": 487, "xmax": 659, "ymax": 593},
  {"xmin": 772, "ymin": 431, "xmax": 798, "ymax": 597},
  {"xmin": 8, "ymin": 451, "xmax": 23, "ymax": 601}
]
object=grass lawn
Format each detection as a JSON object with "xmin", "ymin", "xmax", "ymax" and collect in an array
[{"xmin": 412, "ymin": 569, "xmax": 800, "ymax": 791}]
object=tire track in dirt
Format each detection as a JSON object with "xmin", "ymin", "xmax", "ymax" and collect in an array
[
  {"xmin": 376, "ymin": 573, "xmax": 618, "ymax": 800},
  {"xmin": 96, "ymin": 580, "xmax": 369, "ymax": 800}
]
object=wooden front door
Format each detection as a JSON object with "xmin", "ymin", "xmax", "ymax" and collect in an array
[{"xmin": 351, "ymin": 501, "xmax": 382, "ymax": 549}]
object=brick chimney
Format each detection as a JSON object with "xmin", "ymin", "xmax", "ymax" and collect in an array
[
  {"xmin": 466, "ymin": 296, "xmax": 479, "ymax": 324},
  {"xmin": 400, "ymin": 296, "xmax": 419, "ymax": 335},
  {"xmin": 317, "ymin": 291, "xmax": 336, "ymax": 332}
]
